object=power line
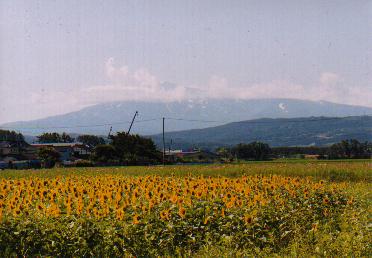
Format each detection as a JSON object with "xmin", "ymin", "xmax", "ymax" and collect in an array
[
  {"xmin": 236, "ymin": 116, "xmax": 356, "ymax": 124},
  {"xmin": 0, "ymin": 115, "xmax": 367, "ymax": 131},
  {"xmin": 0, "ymin": 118, "xmax": 162, "ymax": 130},
  {"xmin": 164, "ymin": 116, "xmax": 365, "ymax": 126},
  {"xmin": 164, "ymin": 116, "xmax": 365, "ymax": 124},
  {"xmin": 135, "ymin": 118, "xmax": 162, "ymax": 123},
  {"xmin": 165, "ymin": 117, "xmax": 221, "ymax": 123}
]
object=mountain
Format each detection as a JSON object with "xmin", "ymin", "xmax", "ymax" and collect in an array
[
  {"xmin": 1, "ymin": 98, "xmax": 372, "ymax": 136},
  {"xmin": 150, "ymin": 116, "xmax": 372, "ymax": 149}
]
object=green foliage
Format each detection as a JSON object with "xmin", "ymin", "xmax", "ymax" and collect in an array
[
  {"xmin": 232, "ymin": 141, "xmax": 271, "ymax": 160},
  {"xmin": 0, "ymin": 130, "xmax": 25, "ymax": 144},
  {"xmin": 328, "ymin": 139, "xmax": 371, "ymax": 159},
  {"xmin": 0, "ymin": 161, "xmax": 370, "ymax": 182},
  {"xmin": 0, "ymin": 183, "xmax": 369, "ymax": 257},
  {"xmin": 37, "ymin": 132, "xmax": 74, "ymax": 143},
  {"xmin": 272, "ymin": 146, "xmax": 329, "ymax": 157},
  {"xmin": 110, "ymin": 132, "xmax": 161, "ymax": 165},
  {"xmin": 0, "ymin": 162, "xmax": 370, "ymax": 257},
  {"xmin": 90, "ymin": 133, "xmax": 160, "ymax": 165},
  {"xmin": 74, "ymin": 159, "xmax": 94, "ymax": 167},
  {"xmin": 91, "ymin": 144, "xmax": 117, "ymax": 162},
  {"xmin": 215, "ymin": 147, "xmax": 234, "ymax": 162},
  {"xmin": 238, "ymin": 139, "xmax": 371, "ymax": 160},
  {"xmin": 37, "ymin": 147, "xmax": 60, "ymax": 168}
]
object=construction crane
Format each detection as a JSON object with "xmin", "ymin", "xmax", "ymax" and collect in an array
[{"xmin": 127, "ymin": 111, "xmax": 138, "ymax": 135}]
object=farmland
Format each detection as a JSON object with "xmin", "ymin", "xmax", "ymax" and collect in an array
[{"xmin": 0, "ymin": 160, "xmax": 370, "ymax": 257}]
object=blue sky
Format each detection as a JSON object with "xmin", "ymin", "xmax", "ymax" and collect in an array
[{"xmin": 0, "ymin": 0, "xmax": 371, "ymax": 123}]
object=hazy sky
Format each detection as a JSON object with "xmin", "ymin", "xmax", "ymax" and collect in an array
[{"xmin": 0, "ymin": 0, "xmax": 371, "ymax": 123}]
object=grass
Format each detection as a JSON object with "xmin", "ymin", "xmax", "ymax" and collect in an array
[{"xmin": 1, "ymin": 159, "xmax": 370, "ymax": 182}]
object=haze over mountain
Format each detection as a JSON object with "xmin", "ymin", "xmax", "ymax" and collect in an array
[
  {"xmin": 151, "ymin": 116, "xmax": 372, "ymax": 150},
  {"xmin": 2, "ymin": 1, "xmax": 371, "ymax": 135},
  {"xmin": 1, "ymin": 98, "xmax": 372, "ymax": 136}
]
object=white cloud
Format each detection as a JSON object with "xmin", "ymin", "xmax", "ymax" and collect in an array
[
  {"xmin": 36, "ymin": 58, "xmax": 372, "ymax": 107},
  {"xmin": 57, "ymin": 62, "xmax": 372, "ymax": 108},
  {"xmin": 105, "ymin": 57, "xmax": 128, "ymax": 80},
  {"xmin": 319, "ymin": 72, "xmax": 341, "ymax": 85},
  {"xmin": 5, "ymin": 61, "xmax": 369, "ymax": 124},
  {"xmin": 80, "ymin": 58, "xmax": 188, "ymax": 103}
]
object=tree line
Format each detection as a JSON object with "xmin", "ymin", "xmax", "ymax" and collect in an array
[
  {"xmin": 92, "ymin": 132, "xmax": 160, "ymax": 165},
  {"xmin": 34, "ymin": 132, "xmax": 161, "ymax": 166},
  {"xmin": 1, "ymin": 130, "xmax": 370, "ymax": 168},
  {"xmin": 216, "ymin": 139, "xmax": 371, "ymax": 161},
  {"xmin": 0, "ymin": 130, "xmax": 25, "ymax": 144}
]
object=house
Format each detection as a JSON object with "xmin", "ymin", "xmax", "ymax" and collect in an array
[
  {"xmin": 31, "ymin": 142, "xmax": 91, "ymax": 161},
  {"xmin": 0, "ymin": 141, "xmax": 30, "ymax": 161},
  {"xmin": 0, "ymin": 141, "xmax": 20, "ymax": 156},
  {"xmin": 165, "ymin": 149, "xmax": 201, "ymax": 158},
  {"xmin": 0, "ymin": 141, "xmax": 40, "ymax": 168},
  {"xmin": 165, "ymin": 149, "xmax": 218, "ymax": 163},
  {"xmin": 22, "ymin": 145, "xmax": 39, "ymax": 160},
  {"xmin": 0, "ymin": 140, "xmax": 39, "ymax": 165},
  {"xmin": 304, "ymin": 154, "xmax": 322, "ymax": 159}
]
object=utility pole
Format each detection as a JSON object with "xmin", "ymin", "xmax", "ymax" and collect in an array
[
  {"xmin": 107, "ymin": 126, "xmax": 113, "ymax": 140},
  {"xmin": 16, "ymin": 131, "xmax": 22, "ymax": 156},
  {"xmin": 162, "ymin": 117, "xmax": 165, "ymax": 165},
  {"xmin": 127, "ymin": 111, "xmax": 139, "ymax": 135},
  {"xmin": 169, "ymin": 139, "xmax": 173, "ymax": 154}
]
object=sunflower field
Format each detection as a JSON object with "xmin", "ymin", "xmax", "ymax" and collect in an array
[{"xmin": 0, "ymin": 161, "xmax": 370, "ymax": 257}]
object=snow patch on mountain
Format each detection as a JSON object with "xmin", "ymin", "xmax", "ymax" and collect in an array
[{"xmin": 278, "ymin": 103, "xmax": 288, "ymax": 112}]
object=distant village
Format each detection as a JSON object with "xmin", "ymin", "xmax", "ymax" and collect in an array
[
  {"xmin": 0, "ymin": 129, "xmax": 370, "ymax": 169},
  {"xmin": 0, "ymin": 130, "xmax": 219, "ymax": 169},
  {"xmin": 0, "ymin": 141, "xmax": 88, "ymax": 169}
]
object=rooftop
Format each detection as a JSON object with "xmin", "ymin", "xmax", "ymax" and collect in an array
[{"xmin": 31, "ymin": 142, "xmax": 86, "ymax": 147}]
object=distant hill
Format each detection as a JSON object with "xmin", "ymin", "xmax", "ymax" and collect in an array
[
  {"xmin": 1, "ymin": 98, "xmax": 372, "ymax": 136},
  {"xmin": 150, "ymin": 116, "xmax": 372, "ymax": 150}
]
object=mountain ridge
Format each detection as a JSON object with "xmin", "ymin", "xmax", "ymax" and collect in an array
[
  {"xmin": 1, "ymin": 98, "xmax": 372, "ymax": 136},
  {"xmin": 150, "ymin": 115, "xmax": 372, "ymax": 149}
]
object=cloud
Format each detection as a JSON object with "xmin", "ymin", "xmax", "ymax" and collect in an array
[
  {"xmin": 81, "ymin": 58, "xmax": 188, "ymax": 103},
  {"xmin": 22, "ymin": 60, "xmax": 372, "ymax": 121},
  {"xmin": 105, "ymin": 57, "xmax": 129, "ymax": 80},
  {"xmin": 197, "ymin": 73, "xmax": 371, "ymax": 108},
  {"xmin": 2, "ymin": 60, "xmax": 370, "ymax": 125},
  {"xmin": 319, "ymin": 72, "xmax": 341, "ymax": 85}
]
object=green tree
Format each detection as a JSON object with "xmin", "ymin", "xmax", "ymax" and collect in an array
[
  {"xmin": 37, "ymin": 132, "xmax": 61, "ymax": 143},
  {"xmin": 37, "ymin": 147, "xmax": 60, "ymax": 168},
  {"xmin": 0, "ymin": 130, "xmax": 25, "ymax": 143},
  {"xmin": 215, "ymin": 147, "xmax": 234, "ymax": 162},
  {"xmin": 37, "ymin": 132, "xmax": 74, "ymax": 143},
  {"xmin": 110, "ymin": 132, "xmax": 160, "ymax": 165},
  {"xmin": 232, "ymin": 141, "xmax": 271, "ymax": 160},
  {"xmin": 61, "ymin": 132, "xmax": 74, "ymax": 143},
  {"xmin": 77, "ymin": 135, "xmax": 105, "ymax": 148},
  {"xmin": 91, "ymin": 144, "xmax": 117, "ymax": 163},
  {"xmin": 0, "ymin": 130, "xmax": 28, "ymax": 158},
  {"xmin": 328, "ymin": 139, "xmax": 371, "ymax": 159}
]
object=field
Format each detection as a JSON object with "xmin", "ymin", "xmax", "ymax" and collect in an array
[{"xmin": 0, "ymin": 160, "xmax": 370, "ymax": 257}]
